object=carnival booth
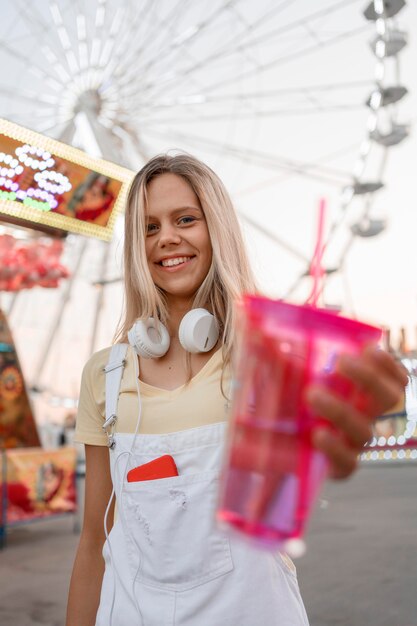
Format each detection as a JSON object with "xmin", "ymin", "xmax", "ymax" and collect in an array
[
  {"xmin": 0, "ymin": 119, "xmax": 132, "ymax": 546},
  {"xmin": 0, "ymin": 260, "xmax": 77, "ymax": 547}
]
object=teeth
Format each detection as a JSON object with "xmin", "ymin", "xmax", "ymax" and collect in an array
[{"xmin": 161, "ymin": 256, "xmax": 192, "ymax": 267}]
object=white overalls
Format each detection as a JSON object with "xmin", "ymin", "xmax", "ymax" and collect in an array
[{"xmin": 95, "ymin": 344, "xmax": 309, "ymax": 626}]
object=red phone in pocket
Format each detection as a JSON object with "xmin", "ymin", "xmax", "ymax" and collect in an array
[{"xmin": 126, "ymin": 455, "xmax": 179, "ymax": 483}]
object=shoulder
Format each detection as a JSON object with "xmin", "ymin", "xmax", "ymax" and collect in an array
[
  {"xmin": 78, "ymin": 344, "xmax": 130, "ymax": 418},
  {"xmin": 81, "ymin": 344, "xmax": 129, "ymax": 387},
  {"xmin": 76, "ymin": 347, "xmax": 120, "ymax": 444},
  {"xmin": 82, "ymin": 346, "xmax": 113, "ymax": 381}
]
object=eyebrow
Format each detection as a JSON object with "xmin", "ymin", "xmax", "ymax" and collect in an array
[{"xmin": 146, "ymin": 205, "xmax": 203, "ymax": 219}]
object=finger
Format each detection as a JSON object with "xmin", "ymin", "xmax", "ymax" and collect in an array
[
  {"xmin": 367, "ymin": 348, "xmax": 409, "ymax": 387},
  {"xmin": 307, "ymin": 387, "xmax": 373, "ymax": 449},
  {"xmin": 336, "ymin": 354, "xmax": 404, "ymax": 415},
  {"xmin": 312, "ymin": 428, "xmax": 358, "ymax": 479}
]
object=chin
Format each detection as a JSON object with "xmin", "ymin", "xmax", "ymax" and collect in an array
[{"xmin": 158, "ymin": 277, "xmax": 205, "ymax": 299}]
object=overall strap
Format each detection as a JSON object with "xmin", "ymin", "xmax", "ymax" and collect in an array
[{"xmin": 103, "ymin": 343, "xmax": 129, "ymax": 448}]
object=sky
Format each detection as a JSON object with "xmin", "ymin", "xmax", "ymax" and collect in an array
[{"xmin": 0, "ymin": 0, "xmax": 416, "ymax": 410}]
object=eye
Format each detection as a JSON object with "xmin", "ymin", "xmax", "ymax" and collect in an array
[
  {"xmin": 146, "ymin": 222, "xmax": 159, "ymax": 234},
  {"xmin": 178, "ymin": 216, "xmax": 196, "ymax": 225}
]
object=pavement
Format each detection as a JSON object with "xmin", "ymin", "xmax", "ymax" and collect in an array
[
  {"xmin": 298, "ymin": 462, "xmax": 417, "ymax": 626},
  {"xmin": 0, "ymin": 462, "xmax": 416, "ymax": 626}
]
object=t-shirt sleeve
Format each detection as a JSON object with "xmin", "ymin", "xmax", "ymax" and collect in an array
[{"xmin": 74, "ymin": 350, "xmax": 109, "ymax": 446}]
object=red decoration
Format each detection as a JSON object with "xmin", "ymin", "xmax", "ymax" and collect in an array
[{"xmin": 0, "ymin": 234, "xmax": 70, "ymax": 291}]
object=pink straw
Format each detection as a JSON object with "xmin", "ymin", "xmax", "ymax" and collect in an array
[{"xmin": 307, "ymin": 197, "xmax": 326, "ymax": 308}]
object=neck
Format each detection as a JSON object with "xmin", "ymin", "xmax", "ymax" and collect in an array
[{"xmin": 165, "ymin": 297, "xmax": 194, "ymax": 337}]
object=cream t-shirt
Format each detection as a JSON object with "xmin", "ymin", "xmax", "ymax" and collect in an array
[{"xmin": 74, "ymin": 345, "xmax": 231, "ymax": 446}]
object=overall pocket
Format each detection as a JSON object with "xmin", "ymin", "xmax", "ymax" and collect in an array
[{"xmin": 120, "ymin": 470, "xmax": 234, "ymax": 592}]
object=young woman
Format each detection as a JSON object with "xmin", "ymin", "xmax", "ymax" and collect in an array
[{"xmin": 66, "ymin": 154, "xmax": 407, "ymax": 626}]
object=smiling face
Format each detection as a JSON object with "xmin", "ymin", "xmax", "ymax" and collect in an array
[{"xmin": 144, "ymin": 173, "xmax": 212, "ymax": 306}]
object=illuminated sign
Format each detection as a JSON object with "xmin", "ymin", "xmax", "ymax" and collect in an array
[{"xmin": 0, "ymin": 119, "xmax": 134, "ymax": 241}]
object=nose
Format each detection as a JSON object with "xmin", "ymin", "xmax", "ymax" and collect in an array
[{"xmin": 157, "ymin": 222, "xmax": 181, "ymax": 248}]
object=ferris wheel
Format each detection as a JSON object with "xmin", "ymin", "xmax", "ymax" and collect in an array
[{"xmin": 0, "ymin": 0, "xmax": 410, "ymax": 419}]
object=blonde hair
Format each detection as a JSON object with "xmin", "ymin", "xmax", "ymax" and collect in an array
[{"xmin": 114, "ymin": 153, "xmax": 257, "ymax": 370}]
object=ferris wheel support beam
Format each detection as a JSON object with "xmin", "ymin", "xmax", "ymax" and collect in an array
[
  {"xmin": 114, "ymin": 123, "xmax": 150, "ymax": 164},
  {"xmin": 240, "ymin": 214, "xmax": 310, "ymax": 264},
  {"xmin": 31, "ymin": 238, "xmax": 88, "ymax": 390},
  {"xmin": 57, "ymin": 119, "xmax": 77, "ymax": 145},
  {"xmin": 75, "ymin": 104, "xmax": 126, "ymax": 165},
  {"xmin": 88, "ymin": 240, "xmax": 111, "ymax": 356},
  {"xmin": 6, "ymin": 291, "xmax": 20, "ymax": 317}
]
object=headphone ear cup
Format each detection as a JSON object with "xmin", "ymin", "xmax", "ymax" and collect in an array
[
  {"xmin": 179, "ymin": 308, "xmax": 219, "ymax": 354},
  {"xmin": 128, "ymin": 318, "xmax": 170, "ymax": 358}
]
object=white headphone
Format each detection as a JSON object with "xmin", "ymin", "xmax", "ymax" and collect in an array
[{"xmin": 127, "ymin": 308, "xmax": 219, "ymax": 358}]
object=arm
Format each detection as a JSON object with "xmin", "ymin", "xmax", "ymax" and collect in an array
[{"xmin": 66, "ymin": 444, "xmax": 114, "ymax": 626}]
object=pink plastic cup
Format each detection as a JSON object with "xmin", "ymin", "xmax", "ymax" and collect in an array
[{"xmin": 217, "ymin": 295, "xmax": 381, "ymax": 552}]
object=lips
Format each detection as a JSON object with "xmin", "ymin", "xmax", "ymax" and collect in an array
[{"xmin": 158, "ymin": 255, "xmax": 195, "ymax": 267}]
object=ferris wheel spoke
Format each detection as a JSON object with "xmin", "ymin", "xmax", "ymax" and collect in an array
[
  {"xmin": 135, "ymin": 0, "xmax": 196, "ymax": 68},
  {"xmin": 0, "ymin": 87, "xmax": 59, "ymax": 107},
  {"xmin": 115, "ymin": 0, "xmax": 235, "ymax": 95},
  {"xmin": 74, "ymin": 6, "xmax": 89, "ymax": 74},
  {"xmin": 13, "ymin": 0, "xmax": 63, "ymax": 46},
  {"xmin": 86, "ymin": 8, "xmax": 128, "ymax": 95},
  {"xmin": 116, "ymin": 120, "xmax": 152, "ymax": 162},
  {"xmin": 135, "ymin": 0, "xmax": 299, "ymax": 98},
  {"xmin": 33, "ymin": 116, "xmax": 76, "ymax": 136},
  {"xmin": 98, "ymin": 0, "xmax": 166, "ymax": 94},
  {"xmin": 145, "ymin": 0, "xmax": 240, "ymax": 69},
  {"xmin": 97, "ymin": 0, "xmax": 159, "ymax": 90},
  {"xmin": 0, "ymin": 38, "xmax": 68, "ymax": 90},
  {"xmin": 39, "ymin": 43, "xmax": 72, "ymax": 84},
  {"xmin": 47, "ymin": 0, "xmax": 81, "ymax": 78},
  {"xmin": 158, "ymin": 23, "xmax": 370, "ymax": 105},
  {"xmin": 89, "ymin": 0, "xmax": 108, "ymax": 67},
  {"xmin": 235, "ymin": 142, "xmax": 360, "ymax": 198},
  {"xmin": 220, "ymin": 0, "xmax": 364, "ymax": 61},
  {"xmin": 124, "ymin": 79, "xmax": 372, "ymax": 117},
  {"xmin": 283, "ymin": 271, "xmax": 310, "ymax": 300},
  {"xmin": 240, "ymin": 213, "xmax": 310, "ymax": 264},
  {"xmin": 139, "ymin": 102, "xmax": 364, "ymax": 126},
  {"xmin": 134, "ymin": 0, "xmax": 198, "ymax": 78},
  {"xmin": 143, "ymin": 127, "xmax": 350, "ymax": 186},
  {"xmin": 22, "ymin": 111, "xmax": 60, "ymax": 126},
  {"xmin": 88, "ymin": 0, "xmax": 126, "ymax": 75},
  {"xmin": 1, "ymin": 114, "xmax": 67, "ymax": 137},
  {"xmin": 98, "ymin": 6, "xmax": 127, "ymax": 69},
  {"xmin": 107, "ymin": 0, "xmax": 186, "ymax": 81},
  {"xmin": 139, "ymin": 0, "xmax": 364, "ymax": 101}
]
